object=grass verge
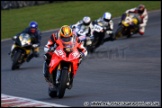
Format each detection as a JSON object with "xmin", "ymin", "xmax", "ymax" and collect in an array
[{"xmin": 1, "ymin": 1, "xmax": 161, "ymax": 39}]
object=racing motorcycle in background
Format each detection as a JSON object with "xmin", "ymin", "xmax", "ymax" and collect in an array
[
  {"xmin": 47, "ymin": 41, "xmax": 81, "ymax": 98},
  {"xmin": 71, "ymin": 24, "xmax": 94, "ymax": 54},
  {"xmin": 9, "ymin": 33, "xmax": 38, "ymax": 70},
  {"xmin": 88, "ymin": 21, "xmax": 107, "ymax": 53},
  {"xmin": 114, "ymin": 13, "xmax": 141, "ymax": 39}
]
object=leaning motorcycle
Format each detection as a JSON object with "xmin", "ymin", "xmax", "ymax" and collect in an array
[
  {"xmin": 10, "ymin": 33, "xmax": 36, "ymax": 70},
  {"xmin": 114, "ymin": 13, "xmax": 141, "ymax": 39},
  {"xmin": 73, "ymin": 27, "xmax": 93, "ymax": 54},
  {"xmin": 47, "ymin": 41, "xmax": 81, "ymax": 98},
  {"xmin": 88, "ymin": 21, "xmax": 106, "ymax": 53}
]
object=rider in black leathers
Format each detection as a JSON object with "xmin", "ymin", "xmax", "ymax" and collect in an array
[{"xmin": 9, "ymin": 21, "xmax": 42, "ymax": 62}]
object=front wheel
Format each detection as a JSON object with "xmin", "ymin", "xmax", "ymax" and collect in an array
[
  {"xmin": 114, "ymin": 25, "xmax": 124, "ymax": 39},
  {"xmin": 11, "ymin": 50, "xmax": 23, "ymax": 70},
  {"xmin": 57, "ymin": 69, "xmax": 68, "ymax": 98}
]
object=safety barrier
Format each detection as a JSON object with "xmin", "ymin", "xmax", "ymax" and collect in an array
[{"xmin": 1, "ymin": 1, "xmax": 66, "ymax": 10}]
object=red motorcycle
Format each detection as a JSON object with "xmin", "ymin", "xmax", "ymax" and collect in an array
[{"xmin": 48, "ymin": 42, "xmax": 81, "ymax": 98}]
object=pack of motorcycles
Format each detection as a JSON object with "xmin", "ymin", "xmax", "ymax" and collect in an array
[{"xmin": 8, "ymin": 13, "xmax": 141, "ymax": 98}]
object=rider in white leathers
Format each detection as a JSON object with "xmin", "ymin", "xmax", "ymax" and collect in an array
[
  {"xmin": 93, "ymin": 12, "xmax": 115, "ymax": 42},
  {"xmin": 72, "ymin": 16, "xmax": 92, "ymax": 37},
  {"xmin": 71, "ymin": 16, "xmax": 93, "ymax": 46},
  {"xmin": 122, "ymin": 4, "xmax": 148, "ymax": 35}
]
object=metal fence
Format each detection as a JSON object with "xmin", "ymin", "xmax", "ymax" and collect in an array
[{"xmin": 1, "ymin": 1, "xmax": 66, "ymax": 10}]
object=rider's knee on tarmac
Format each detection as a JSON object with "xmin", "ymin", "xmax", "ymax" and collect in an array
[{"xmin": 139, "ymin": 31, "xmax": 144, "ymax": 35}]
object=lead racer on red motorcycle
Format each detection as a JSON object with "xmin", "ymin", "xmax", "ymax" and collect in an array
[{"xmin": 43, "ymin": 25, "xmax": 88, "ymax": 88}]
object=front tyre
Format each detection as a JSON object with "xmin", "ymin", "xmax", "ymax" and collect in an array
[
  {"xmin": 11, "ymin": 50, "xmax": 22, "ymax": 70},
  {"xmin": 114, "ymin": 25, "xmax": 123, "ymax": 39},
  {"xmin": 57, "ymin": 69, "xmax": 68, "ymax": 98}
]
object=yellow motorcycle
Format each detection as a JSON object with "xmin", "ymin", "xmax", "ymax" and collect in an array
[
  {"xmin": 115, "ymin": 13, "xmax": 141, "ymax": 39},
  {"xmin": 10, "ymin": 33, "xmax": 38, "ymax": 70}
]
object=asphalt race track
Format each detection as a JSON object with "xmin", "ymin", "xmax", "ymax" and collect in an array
[{"xmin": 1, "ymin": 10, "xmax": 161, "ymax": 107}]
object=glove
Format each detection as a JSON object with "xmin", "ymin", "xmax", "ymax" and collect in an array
[
  {"xmin": 71, "ymin": 25, "xmax": 76, "ymax": 29},
  {"xmin": 32, "ymin": 44, "xmax": 39, "ymax": 48},
  {"xmin": 80, "ymin": 52, "xmax": 85, "ymax": 58},
  {"xmin": 12, "ymin": 35, "xmax": 17, "ymax": 40}
]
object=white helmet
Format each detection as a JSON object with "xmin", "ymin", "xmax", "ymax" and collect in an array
[
  {"xmin": 83, "ymin": 16, "xmax": 91, "ymax": 26},
  {"xmin": 102, "ymin": 12, "xmax": 112, "ymax": 22}
]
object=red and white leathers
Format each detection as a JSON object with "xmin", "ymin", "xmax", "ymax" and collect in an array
[
  {"xmin": 125, "ymin": 7, "xmax": 148, "ymax": 35},
  {"xmin": 44, "ymin": 31, "xmax": 88, "ymax": 62}
]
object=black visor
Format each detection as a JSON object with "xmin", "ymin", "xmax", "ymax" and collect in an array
[
  {"xmin": 138, "ymin": 10, "xmax": 144, "ymax": 14},
  {"xmin": 83, "ymin": 22, "xmax": 90, "ymax": 26},
  {"xmin": 61, "ymin": 37, "xmax": 72, "ymax": 42},
  {"xmin": 104, "ymin": 18, "xmax": 110, "ymax": 22}
]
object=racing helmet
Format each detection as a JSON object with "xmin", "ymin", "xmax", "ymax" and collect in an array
[
  {"xmin": 137, "ymin": 4, "xmax": 145, "ymax": 14},
  {"xmin": 102, "ymin": 12, "xmax": 112, "ymax": 22},
  {"xmin": 29, "ymin": 21, "xmax": 38, "ymax": 34},
  {"xmin": 59, "ymin": 25, "xmax": 74, "ymax": 45},
  {"xmin": 83, "ymin": 16, "xmax": 91, "ymax": 26}
]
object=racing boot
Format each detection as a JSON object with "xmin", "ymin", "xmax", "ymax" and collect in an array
[
  {"xmin": 33, "ymin": 47, "xmax": 40, "ymax": 57},
  {"xmin": 26, "ymin": 48, "xmax": 39, "ymax": 62}
]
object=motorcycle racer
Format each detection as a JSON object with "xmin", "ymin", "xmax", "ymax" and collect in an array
[
  {"xmin": 43, "ymin": 25, "xmax": 87, "ymax": 88},
  {"xmin": 71, "ymin": 16, "xmax": 92, "ymax": 43},
  {"xmin": 121, "ymin": 4, "xmax": 148, "ymax": 35},
  {"xmin": 93, "ymin": 12, "xmax": 115, "ymax": 42},
  {"xmin": 9, "ymin": 21, "xmax": 42, "ymax": 62},
  {"xmin": 71, "ymin": 16, "xmax": 92, "ymax": 36}
]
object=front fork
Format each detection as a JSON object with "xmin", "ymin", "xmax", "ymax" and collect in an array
[
  {"xmin": 11, "ymin": 44, "xmax": 16, "ymax": 52},
  {"xmin": 55, "ymin": 63, "xmax": 72, "ymax": 86},
  {"xmin": 55, "ymin": 64, "xmax": 61, "ymax": 84}
]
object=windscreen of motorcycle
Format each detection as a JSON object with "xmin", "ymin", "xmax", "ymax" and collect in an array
[{"xmin": 19, "ymin": 33, "xmax": 31, "ymax": 46}]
